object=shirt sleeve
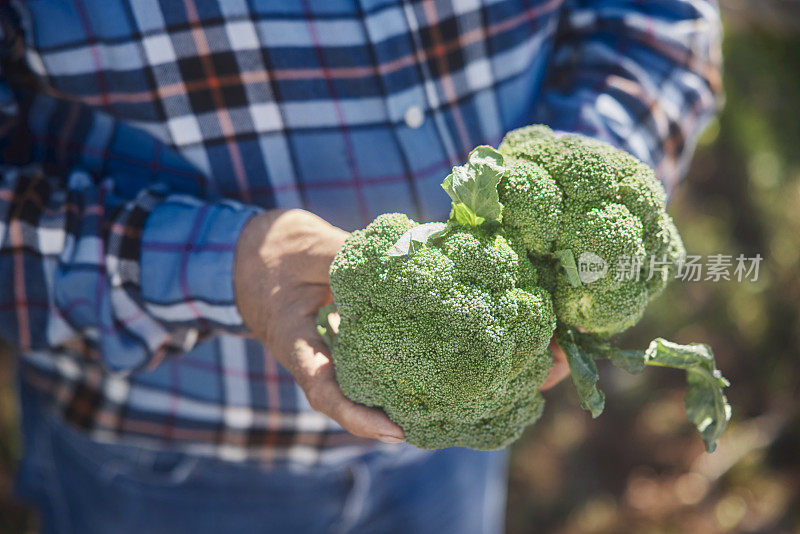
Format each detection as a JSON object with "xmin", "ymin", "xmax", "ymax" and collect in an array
[
  {"xmin": 0, "ymin": 14, "xmax": 260, "ymax": 373},
  {"xmin": 533, "ymin": 0, "xmax": 723, "ymax": 192}
]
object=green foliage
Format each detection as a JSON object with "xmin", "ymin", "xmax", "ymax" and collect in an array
[
  {"xmin": 385, "ymin": 222, "xmax": 448, "ymax": 257},
  {"xmin": 441, "ymin": 145, "xmax": 505, "ymax": 226},
  {"xmin": 558, "ymin": 329, "xmax": 731, "ymax": 452}
]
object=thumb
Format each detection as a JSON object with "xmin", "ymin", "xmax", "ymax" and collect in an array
[{"xmin": 282, "ymin": 313, "xmax": 405, "ymax": 442}]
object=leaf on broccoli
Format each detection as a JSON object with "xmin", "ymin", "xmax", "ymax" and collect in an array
[
  {"xmin": 558, "ymin": 329, "xmax": 605, "ymax": 418},
  {"xmin": 643, "ymin": 338, "xmax": 732, "ymax": 453},
  {"xmin": 558, "ymin": 328, "xmax": 731, "ymax": 453},
  {"xmin": 448, "ymin": 202, "xmax": 482, "ymax": 227},
  {"xmin": 568, "ymin": 330, "xmax": 645, "ymax": 374},
  {"xmin": 387, "ymin": 222, "xmax": 449, "ymax": 257},
  {"xmin": 553, "ymin": 250, "xmax": 582, "ymax": 287},
  {"xmin": 441, "ymin": 145, "xmax": 505, "ymax": 227}
]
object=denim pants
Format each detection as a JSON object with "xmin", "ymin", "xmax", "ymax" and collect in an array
[{"xmin": 14, "ymin": 379, "xmax": 508, "ymax": 534}]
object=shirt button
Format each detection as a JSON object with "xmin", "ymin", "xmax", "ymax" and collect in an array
[{"xmin": 404, "ymin": 106, "xmax": 425, "ymax": 129}]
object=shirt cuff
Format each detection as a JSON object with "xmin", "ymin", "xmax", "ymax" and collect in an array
[{"xmin": 140, "ymin": 195, "xmax": 262, "ymax": 334}]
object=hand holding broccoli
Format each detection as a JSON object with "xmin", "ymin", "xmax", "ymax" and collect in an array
[{"xmin": 234, "ymin": 209, "xmax": 405, "ymax": 443}]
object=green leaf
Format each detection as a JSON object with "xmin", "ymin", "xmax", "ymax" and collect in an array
[
  {"xmin": 569, "ymin": 331, "xmax": 645, "ymax": 374},
  {"xmin": 558, "ymin": 329, "xmax": 605, "ymax": 418},
  {"xmin": 553, "ymin": 250, "xmax": 582, "ymax": 287},
  {"xmin": 315, "ymin": 303, "xmax": 338, "ymax": 348},
  {"xmin": 449, "ymin": 202, "xmax": 483, "ymax": 227},
  {"xmin": 643, "ymin": 339, "xmax": 732, "ymax": 453},
  {"xmin": 387, "ymin": 222, "xmax": 449, "ymax": 257},
  {"xmin": 441, "ymin": 145, "xmax": 504, "ymax": 226},
  {"xmin": 558, "ymin": 330, "xmax": 732, "ymax": 453}
]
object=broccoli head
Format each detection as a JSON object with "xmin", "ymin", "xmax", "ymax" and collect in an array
[
  {"xmin": 329, "ymin": 213, "xmax": 556, "ymax": 449},
  {"xmin": 498, "ymin": 126, "xmax": 686, "ymax": 337}
]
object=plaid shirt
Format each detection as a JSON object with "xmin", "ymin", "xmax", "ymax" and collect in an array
[{"xmin": 0, "ymin": 0, "xmax": 721, "ymax": 467}]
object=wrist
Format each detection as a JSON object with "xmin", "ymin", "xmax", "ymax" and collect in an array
[
  {"xmin": 234, "ymin": 211, "xmax": 277, "ymax": 335},
  {"xmin": 233, "ymin": 209, "xmax": 348, "ymax": 337}
]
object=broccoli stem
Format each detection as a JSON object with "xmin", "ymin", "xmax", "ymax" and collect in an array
[{"xmin": 557, "ymin": 328, "xmax": 731, "ymax": 453}]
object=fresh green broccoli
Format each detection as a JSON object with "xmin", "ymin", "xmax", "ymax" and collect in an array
[
  {"xmin": 497, "ymin": 125, "xmax": 686, "ymax": 338},
  {"xmin": 497, "ymin": 126, "xmax": 728, "ymax": 452},
  {"xmin": 325, "ymin": 147, "xmax": 557, "ymax": 450},
  {"xmin": 329, "ymin": 215, "xmax": 556, "ymax": 449},
  {"xmin": 321, "ymin": 137, "xmax": 730, "ymax": 453}
]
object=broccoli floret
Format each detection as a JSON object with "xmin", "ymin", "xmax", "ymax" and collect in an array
[
  {"xmin": 498, "ymin": 157, "xmax": 563, "ymax": 255},
  {"xmin": 329, "ymin": 214, "xmax": 557, "ymax": 450},
  {"xmin": 498, "ymin": 126, "xmax": 686, "ymax": 337}
]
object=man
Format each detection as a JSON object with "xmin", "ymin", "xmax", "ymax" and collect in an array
[{"xmin": 0, "ymin": 1, "xmax": 721, "ymax": 532}]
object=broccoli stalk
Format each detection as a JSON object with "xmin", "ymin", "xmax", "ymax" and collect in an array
[{"xmin": 557, "ymin": 328, "xmax": 731, "ymax": 452}]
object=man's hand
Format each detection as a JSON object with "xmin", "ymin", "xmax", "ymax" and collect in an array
[
  {"xmin": 234, "ymin": 209, "xmax": 405, "ymax": 443},
  {"xmin": 539, "ymin": 338, "xmax": 570, "ymax": 391}
]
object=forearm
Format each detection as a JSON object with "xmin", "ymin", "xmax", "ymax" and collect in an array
[
  {"xmin": 534, "ymin": 0, "xmax": 723, "ymax": 191},
  {"xmin": 0, "ymin": 162, "xmax": 262, "ymax": 368}
]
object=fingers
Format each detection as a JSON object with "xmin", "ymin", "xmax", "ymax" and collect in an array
[
  {"xmin": 280, "ymin": 314, "xmax": 405, "ymax": 443},
  {"xmin": 304, "ymin": 374, "xmax": 405, "ymax": 443},
  {"xmin": 539, "ymin": 338, "xmax": 571, "ymax": 391}
]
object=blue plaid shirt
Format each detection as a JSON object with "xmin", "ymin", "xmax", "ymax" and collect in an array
[{"xmin": 0, "ymin": 0, "xmax": 721, "ymax": 467}]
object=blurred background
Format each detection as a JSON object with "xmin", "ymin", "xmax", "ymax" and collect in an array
[
  {"xmin": 505, "ymin": 2, "xmax": 800, "ymax": 533},
  {"xmin": 1, "ymin": 1, "xmax": 799, "ymax": 532}
]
